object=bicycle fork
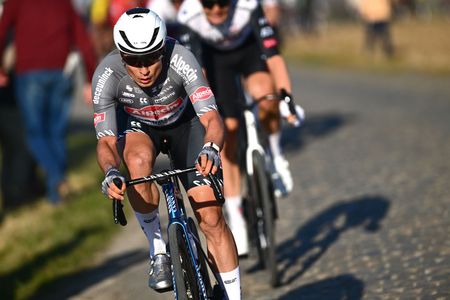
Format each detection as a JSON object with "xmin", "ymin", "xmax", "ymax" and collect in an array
[{"xmin": 244, "ymin": 109, "xmax": 266, "ymax": 175}]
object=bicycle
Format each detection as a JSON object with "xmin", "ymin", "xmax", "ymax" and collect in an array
[
  {"xmin": 239, "ymin": 95, "xmax": 280, "ymax": 288},
  {"xmin": 112, "ymin": 139, "xmax": 229, "ymax": 300}
]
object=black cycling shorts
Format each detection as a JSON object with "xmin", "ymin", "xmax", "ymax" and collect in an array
[
  {"xmin": 117, "ymin": 106, "xmax": 223, "ymax": 192},
  {"xmin": 201, "ymin": 36, "xmax": 269, "ymax": 119}
]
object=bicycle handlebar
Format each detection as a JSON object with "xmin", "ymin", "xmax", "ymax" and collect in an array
[
  {"xmin": 111, "ymin": 166, "xmax": 225, "ymax": 225},
  {"xmin": 112, "ymin": 178, "xmax": 127, "ymax": 226}
]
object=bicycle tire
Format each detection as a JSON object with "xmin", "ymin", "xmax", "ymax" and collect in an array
[
  {"xmin": 187, "ymin": 218, "xmax": 214, "ymax": 298},
  {"xmin": 169, "ymin": 223, "xmax": 201, "ymax": 300},
  {"xmin": 250, "ymin": 150, "xmax": 279, "ymax": 287}
]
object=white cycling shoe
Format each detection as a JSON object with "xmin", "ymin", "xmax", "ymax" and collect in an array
[{"xmin": 273, "ymin": 155, "xmax": 294, "ymax": 194}]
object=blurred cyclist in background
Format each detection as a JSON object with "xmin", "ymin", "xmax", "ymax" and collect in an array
[{"xmin": 177, "ymin": 0, "xmax": 304, "ymax": 256}]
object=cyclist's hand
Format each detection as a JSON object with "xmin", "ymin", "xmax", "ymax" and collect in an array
[
  {"xmin": 196, "ymin": 142, "xmax": 221, "ymax": 176},
  {"xmin": 279, "ymin": 89, "xmax": 305, "ymax": 127},
  {"xmin": 101, "ymin": 167, "xmax": 126, "ymax": 200}
]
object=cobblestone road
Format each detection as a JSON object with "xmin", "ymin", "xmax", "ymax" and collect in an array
[{"xmin": 61, "ymin": 67, "xmax": 450, "ymax": 300}]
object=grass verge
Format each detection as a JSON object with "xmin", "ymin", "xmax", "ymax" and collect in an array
[
  {"xmin": 282, "ymin": 17, "xmax": 450, "ymax": 76},
  {"xmin": 0, "ymin": 132, "xmax": 120, "ymax": 300}
]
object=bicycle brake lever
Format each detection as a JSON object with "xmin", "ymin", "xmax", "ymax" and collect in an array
[
  {"xmin": 112, "ymin": 177, "xmax": 127, "ymax": 226},
  {"xmin": 208, "ymin": 173, "xmax": 225, "ymax": 204}
]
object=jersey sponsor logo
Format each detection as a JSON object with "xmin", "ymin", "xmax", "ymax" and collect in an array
[
  {"xmin": 93, "ymin": 67, "xmax": 113, "ymax": 104},
  {"xmin": 260, "ymin": 26, "xmax": 274, "ymax": 38},
  {"xmin": 94, "ymin": 112, "xmax": 105, "ymax": 127},
  {"xmin": 154, "ymin": 90, "xmax": 176, "ymax": 103},
  {"xmin": 263, "ymin": 37, "xmax": 278, "ymax": 48},
  {"xmin": 124, "ymin": 98, "xmax": 183, "ymax": 121},
  {"xmin": 122, "ymin": 91, "xmax": 135, "ymax": 98},
  {"xmin": 190, "ymin": 86, "xmax": 213, "ymax": 104},
  {"xmin": 125, "ymin": 85, "xmax": 133, "ymax": 92},
  {"xmin": 170, "ymin": 54, "xmax": 198, "ymax": 83},
  {"xmin": 119, "ymin": 98, "xmax": 134, "ymax": 104}
]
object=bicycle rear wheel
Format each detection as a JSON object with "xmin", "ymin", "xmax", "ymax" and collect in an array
[
  {"xmin": 249, "ymin": 151, "xmax": 279, "ymax": 287},
  {"xmin": 169, "ymin": 223, "xmax": 201, "ymax": 300}
]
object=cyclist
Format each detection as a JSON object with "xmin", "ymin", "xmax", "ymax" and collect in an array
[
  {"xmin": 92, "ymin": 8, "xmax": 240, "ymax": 298},
  {"xmin": 177, "ymin": 0, "xmax": 301, "ymax": 255}
]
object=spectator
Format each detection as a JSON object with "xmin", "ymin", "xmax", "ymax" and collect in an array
[
  {"xmin": 358, "ymin": 0, "xmax": 395, "ymax": 58},
  {"xmin": 0, "ymin": 46, "xmax": 42, "ymax": 210},
  {"xmin": 0, "ymin": 0, "xmax": 97, "ymax": 205}
]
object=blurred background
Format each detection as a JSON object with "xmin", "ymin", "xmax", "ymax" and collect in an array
[{"xmin": 0, "ymin": 0, "xmax": 449, "ymax": 299}]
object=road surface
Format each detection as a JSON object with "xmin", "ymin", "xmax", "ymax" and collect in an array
[{"xmin": 59, "ymin": 66, "xmax": 450, "ymax": 299}]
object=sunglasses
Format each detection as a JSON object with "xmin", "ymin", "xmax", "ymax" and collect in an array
[
  {"xmin": 121, "ymin": 48, "xmax": 165, "ymax": 67},
  {"xmin": 201, "ymin": 0, "xmax": 230, "ymax": 9}
]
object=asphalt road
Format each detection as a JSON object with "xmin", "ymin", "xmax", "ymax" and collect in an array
[{"xmin": 61, "ymin": 66, "xmax": 450, "ymax": 299}]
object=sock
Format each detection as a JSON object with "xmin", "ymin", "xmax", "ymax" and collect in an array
[
  {"xmin": 135, "ymin": 210, "xmax": 167, "ymax": 259},
  {"xmin": 220, "ymin": 266, "xmax": 241, "ymax": 300},
  {"xmin": 224, "ymin": 196, "xmax": 244, "ymax": 225},
  {"xmin": 224, "ymin": 196, "xmax": 249, "ymax": 256},
  {"xmin": 269, "ymin": 132, "xmax": 282, "ymax": 158}
]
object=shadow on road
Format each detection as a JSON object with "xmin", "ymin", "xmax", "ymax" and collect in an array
[
  {"xmin": 277, "ymin": 195, "xmax": 390, "ymax": 286},
  {"xmin": 30, "ymin": 248, "xmax": 148, "ymax": 300},
  {"xmin": 279, "ymin": 274, "xmax": 364, "ymax": 300},
  {"xmin": 281, "ymin": 112, "xmax": 354, "ymax": 153}
]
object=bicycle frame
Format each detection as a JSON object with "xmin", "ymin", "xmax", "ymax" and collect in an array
[
  {"xmin": 163, "ymin": 177, "xmax": 207, "ymax": 298},
  {"xmin": 243, "ymin": 107, "xmax": 266, "ymax": 176},
  {"xmin": 240, "ymin": 98, "xmax": 280, "ymax": 287},
  {"xmin": 113, "ymin": 166, "xmax": 227, "ymax": 300}
]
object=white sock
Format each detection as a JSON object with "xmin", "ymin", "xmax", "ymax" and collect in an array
[
  {"xmin": 220, "ymin": 266, "xmax": 241, "ymax": 300},
  {"xmin": 224, "ymin": 196, "xmax": 249, "ymax": 256},
  {"xmin": 135, "ymin": 210, "xmax": 167, "ymax": 259},
  {"xmin": 269, "ymin": 132, "xmax": 282, "ymax": 158},
  {"xmin": 224, "ymin": 196, "xmax": 244, "ymax": 225}
]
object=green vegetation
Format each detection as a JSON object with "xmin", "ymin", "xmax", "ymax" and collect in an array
[
  {"xmin": 0, "ymin": 132, "xmax": 122, "ymax": 300},
  {"xmin": 283, "ymin": 17, "xmax": 450, "ymax": 76}
]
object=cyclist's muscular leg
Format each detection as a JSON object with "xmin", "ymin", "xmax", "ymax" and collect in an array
[
  {"xmin": 245, "ymin": 71, "xmax": 280, "ymax": 134},
  {"xmin": 245, "ymin": 71, "xmax": 294, "ymax": 193},
  {"xmin": 221, "ymin": 118, "xmax": 240, "ymax": 198},
  {"xmin": 221, "ymin": 118, "xmax": 249, "ymax": 256},
  {"xmin": 188, "ymin": 185, "xmax": 241, "ymax": 299},
  {"xmin": 122, "ymin": 132, "xmax": 159, "ymax": 213},
  {"xmin": 122, "ymin": 132, "xmax": 170, "ymax": 290}
]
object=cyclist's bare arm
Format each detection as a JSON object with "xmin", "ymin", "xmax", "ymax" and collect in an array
[
  {"xmin": 266, "ymin": 54, "xmax": 292, "ymax": 93},
  {"xmin": 97, "ymin": 136, "xmax": 126, "ymax": 199},
  {"xmin": 198, "ymin": 110, "xmax": 225, "ymax": 175}
]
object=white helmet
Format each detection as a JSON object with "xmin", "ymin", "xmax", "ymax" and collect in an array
[{"xmin": 113, "ymin": 8, "xmax": 167, "ymax": 56}]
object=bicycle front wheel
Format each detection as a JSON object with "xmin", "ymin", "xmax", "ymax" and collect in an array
[
  {"xmin": 169, "ymin": 223, "xmax": 201, "ymax": 300},
  {"xmin": 187, "ymin": 218, "xmax": 214, "ymax": 298},
  {"xmin": 249, "ymin": 151, "xmax": 279, "ymax": 287}
]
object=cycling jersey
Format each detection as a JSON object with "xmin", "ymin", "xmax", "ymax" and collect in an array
[
  {"xmin": 176, "ymin": 0, "xmax": 281, "ymax": 118},
  {"xmin": 92, "ymin": 37, "xmax": 218, "ymax": 140},
  {"xmin": 177, "ymin": 0, "xmax": 280, "ymax": 56}
]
